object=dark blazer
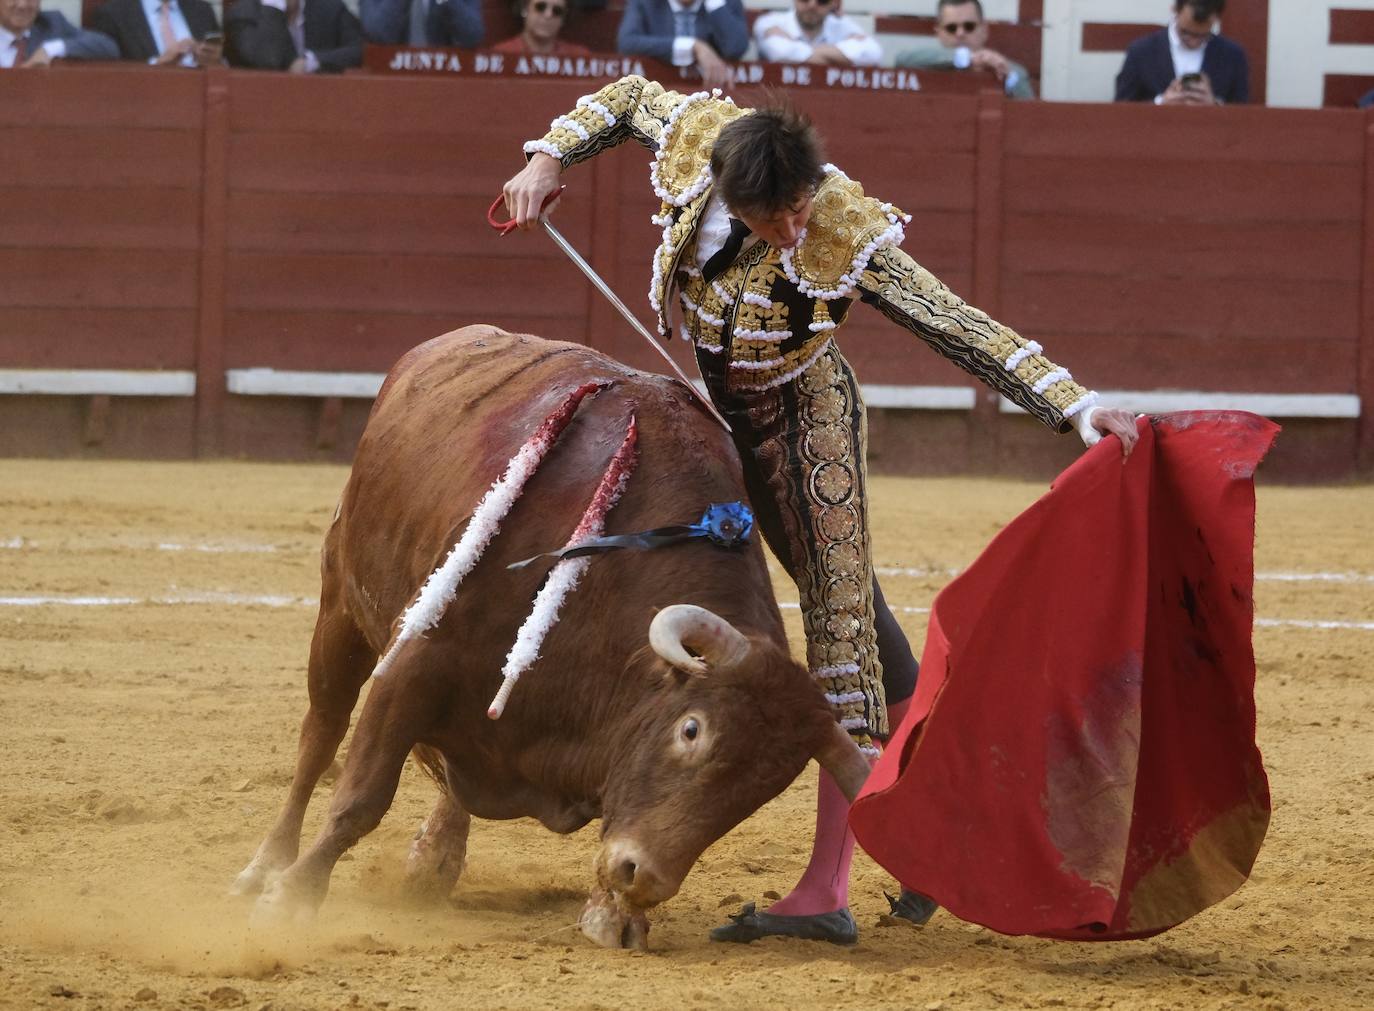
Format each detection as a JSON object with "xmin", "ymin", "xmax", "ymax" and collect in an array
[
  {"xmin": 90, "ymin": 0, "xmax": 220, "ymax": 62},
  {"xmin": 359, "ymin": 0, "xmax": 482, "ymax": 47},
  {"xmin": 1114, "ymin": 28, "xmax": 1249, "ymax": 104},
  {"xmin": 617, "ymin": 0, "xmax": 749, "ymax": 63},
  {"xmin": 226, "ymin": 0, "xmax": 362, "ymax": 72},
  {"xmin": 23, "ymin": 10, "xmax": 120, "ymax": 60}
]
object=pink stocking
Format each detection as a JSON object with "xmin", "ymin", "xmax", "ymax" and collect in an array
[{"xmin": 766, "ymin": 695, "xmax": 913, "ymax": 915}]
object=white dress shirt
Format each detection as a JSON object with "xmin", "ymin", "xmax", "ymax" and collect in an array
[
  {"xmin": 140, "ymin": 0, "xmax": 198, "ymax": 66},
  {"xmin": 753, "ymin": 9, "xmax": 882, "ymax": 67},
  {"xmin": 0, "ymin": 24, "xmax": 67, "ymax": 64},
  {"xmin": 669, "ymin": 0, "xmax": 726, "ymax": 67},
  {"xmin": 1167, "ymin": 17, "xmax": 1208, "ymax": 78}
]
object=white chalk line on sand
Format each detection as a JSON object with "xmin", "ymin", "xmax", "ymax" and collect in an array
[
  {"xmin": 0, "ymin": 592, "xmax": 1369, "ymax": 631},
  {"xmin": 1, "ymin": 537, "xmax": 279, "ymax": 554},
  {"xmin": 5, "ymin": 539, "xmax": 1373, "ymax": 588}
]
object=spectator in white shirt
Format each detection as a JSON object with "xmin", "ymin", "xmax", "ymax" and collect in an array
[{"xmin": 754, "ymin": 0, "xmax": 880, "ymax": 68}]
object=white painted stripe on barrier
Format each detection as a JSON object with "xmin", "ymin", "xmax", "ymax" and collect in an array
[
  {"xmin": 860, "ymin": 385, "xmax": 976, "ymax": 410},
  {"xmin": 227, "ymin": 371, "xmax": 975, "ymax": 410},
  {"xmin": 0, "ymin": 369, "xmax": 196, "ymax": 396},
  {"xmin": 225, "ymin": 369, "xmax": 386, "ymax": 398},
  {"xmin": 999, "ymin": 390, "xmax": 1361, "ymax": 419}
]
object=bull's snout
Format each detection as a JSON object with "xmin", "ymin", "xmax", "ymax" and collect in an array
[{"xmin": 597, "ymin": 839, "xmax": 678, "ymax": 907}]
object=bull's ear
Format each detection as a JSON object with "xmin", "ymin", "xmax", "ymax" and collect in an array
[{"xmin": 814, "ymin": 721, "xmax": 872, "ymax": 802}]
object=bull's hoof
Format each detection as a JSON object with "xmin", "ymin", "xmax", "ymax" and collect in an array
[
  {"xmin": 230, "ymin": 852, "xmax": 282, "ymax": 898},
  {"xmin": 578, "ymin": 889, "xmax": 650, "ymax": 950},
  {"xmin": 249, "ymin": 875, "xmax": 320, "ymax": 929},
  {"xmin": 401, "ymin": 840, "xmax": 465, "ymax": 904},
  {"xmin": 885, "ymin": 889, "xmax": 939, "ymax": 927},
  {"xmin": 709, "ymin": 902, "xmax": 858, "ymax": 945}
]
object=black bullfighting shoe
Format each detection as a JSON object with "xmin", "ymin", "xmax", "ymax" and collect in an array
[
  {"xmin": 886, "ymin": 888, "xmax": 940, "ymax": 926},
  {"xmin": 709, "ymin": 901, "xmax": 859, "ymax": 945}
]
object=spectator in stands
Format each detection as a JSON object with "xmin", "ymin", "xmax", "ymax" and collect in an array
[
  {"xmin": 754, "ymin": 0, "xmax": 880, "ymax": 68},
  {"xmin": 895, "ymin": 0, "xmax": 1033, "ymax": 99},
  {"xmin": 91, "ymin": 0, "xmax": 222, "ymax": 66},
  {"xmin": 617, "ymin": 0, "xmax": 747, "ymax": 90},
  {"xmin": 1114, "ymin": 0, "xmax": 1248, "ymax": 105},
  {"xmin": 1, "ymin": 0, "xmax": 119, "ymax": 65},
  {"xmin": 361, "ymin": 0, "xmax": 482, "ymax": 47},
  {"xmin": 492, "ymin": 0, "xmax": 590, "ymax": 56},
  {"xmin": 226, "ymin": 0, "xmax": 361, "ymax": 72}
]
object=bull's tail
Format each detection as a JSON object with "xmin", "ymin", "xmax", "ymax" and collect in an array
[{"xmin": 371, "ymin": 381, "xmax": 609, "ymax": 679}]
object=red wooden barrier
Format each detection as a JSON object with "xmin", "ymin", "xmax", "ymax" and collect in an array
[{"xmin": 1, "ymin": 65, "xmax": 1370, "ymax": 478}]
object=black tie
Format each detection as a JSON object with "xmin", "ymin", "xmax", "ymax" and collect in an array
[{"xmin": 702, "ymin": 218, "xmax": 751, "ymax": 283}]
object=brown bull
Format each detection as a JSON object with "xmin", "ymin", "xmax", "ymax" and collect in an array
[{"xmin": 232, "ymin": 326, "xmax": 870, "ymax": 948}]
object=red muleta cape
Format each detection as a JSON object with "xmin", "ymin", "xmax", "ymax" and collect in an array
[{"xmin": 850, "ymin": 411, "xmax": 1279, "ymax": 941}]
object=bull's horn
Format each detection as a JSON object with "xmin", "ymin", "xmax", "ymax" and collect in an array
[
  {"xmin": 648, "ymin": 604, "xmax": 751, "ymax": 675},
  {"xmin": 814, "ymin": 721, "xmax": 872, "ymax": 802}
]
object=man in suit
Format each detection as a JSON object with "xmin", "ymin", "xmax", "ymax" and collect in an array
[
  {"xmin": 895, "ymin": 0, "xmax": 1034, "ymax": 99},
  {"xmin": 360, "ymin": 0, "xmax": 482, "ymax": 47},
  {"xmin": 90, "ymin": 0, "xmax": 222, "ymax": 66},
  {"xmin": 1114, "ymin": 0, "xmax": 1249, "ymax": 105},
  {"xmin": 1, "ymin": 0, "xmax": 118, "ymax": 66},
  {"xmin": 227, "ymin": 0, "xmax": 362, "ymax": 73},
  {"xmin": 616, "ymin": 0, "xmax": 748, "ymax": 89}
]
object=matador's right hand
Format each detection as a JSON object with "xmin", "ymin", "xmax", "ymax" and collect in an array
[{"xmin": 503, "ymin": 153, "xmax": 564, "ymax": 231}]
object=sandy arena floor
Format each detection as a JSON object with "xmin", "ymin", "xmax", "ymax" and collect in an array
[{"xmin": 0, "ymin": 459, "xmax": 1370, "ymax": 1010}]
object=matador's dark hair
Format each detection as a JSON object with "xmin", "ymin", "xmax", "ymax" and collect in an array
[{"xmin": 710, "ymin": 96, "xmax": 826, "ymax": 217}]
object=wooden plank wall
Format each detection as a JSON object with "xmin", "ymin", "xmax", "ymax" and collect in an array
[{"xmin": 2, "ymin": 66, "xmax": 1371, "ymax": 477}]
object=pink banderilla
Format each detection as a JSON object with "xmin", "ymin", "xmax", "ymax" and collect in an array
[
  {"xmin": 488, "ymin": 414, "xmax": 640, "ymax": 718},
  {"xmin": 371, "ymin": 381, "xmax": 607, "ymax": 679}
]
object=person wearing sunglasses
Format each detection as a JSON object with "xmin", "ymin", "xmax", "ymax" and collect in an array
[
  {"xmin": 491, "ymin": 0, "xmax": 590, "ymax": 56},
  {"xmin": 504, "ymin": 74, "xmax": 1140, "ymax": 944},
  {"xmin": 754, "ymin": 0, "xmax": 881, "ymax": 68},
  {"xmin": 1115, "ymin": 0, "xmax": 1249, "ymax": 105},
  {"xmin": 616, "ymin": 0, "xmax": 748, "ymax": 90},
  {"xmin": 895, "ymin": 0, "xmax": 1033, "ymax": 99}
]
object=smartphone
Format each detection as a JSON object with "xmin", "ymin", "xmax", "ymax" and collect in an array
[
  {"xmin": 201, "ymin": 32, "xmax": 223, "ymax": 44},
  {"xmin": 1179, "ymin": 72, "xmax": 1203, "ymax": 87}
]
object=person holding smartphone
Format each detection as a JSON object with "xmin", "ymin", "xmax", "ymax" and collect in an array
[
  {"xmin": 1114, "ymin": 0, "xmax": 1250, "ymax": 105},
  {"xmin": 90, "ymin": 0, "xmax": 223, "ymax": 67}
]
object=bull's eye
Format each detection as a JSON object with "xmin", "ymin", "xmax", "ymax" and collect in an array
[{"xmin": 682, "ymin": 718, "xmax": 700, "ymax": 741}]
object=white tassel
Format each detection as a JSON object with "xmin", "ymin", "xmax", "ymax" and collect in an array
[
  {"xmin": 371, "ymin": 382, "xmax": 605, "ymax": 678},
  {"xmin": 488, "ymin": 416, "xmax": 639, "ymax": 718}
]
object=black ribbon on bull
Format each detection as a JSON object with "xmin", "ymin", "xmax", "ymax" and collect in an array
[{"xmin": 508, "ymin": 501, "xmax": 754, "ymax": 570}]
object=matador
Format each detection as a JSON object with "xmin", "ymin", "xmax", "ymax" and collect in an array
[{"xmin": 504, "ymin": 74, "xmax": 1139, "ymax": 944}]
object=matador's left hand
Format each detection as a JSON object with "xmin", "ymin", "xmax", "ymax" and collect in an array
[{"xmin": 1078, "ymin": 406, "xmax": 1140, "ymax": 458}]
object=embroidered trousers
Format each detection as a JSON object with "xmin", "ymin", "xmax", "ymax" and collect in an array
[{"xmin": 695, "ymin": 340, "xmax": 918, "ymax": 753}]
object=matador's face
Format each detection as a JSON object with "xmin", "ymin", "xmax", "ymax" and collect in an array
[{"xmin": 734, "ymin": 191, "xmax": 815, "ymax": 251}]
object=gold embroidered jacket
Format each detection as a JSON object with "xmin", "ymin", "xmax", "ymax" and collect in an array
[{"xmin": 524, "ymin": 75, "xmax": 1097, "ymax": 432}]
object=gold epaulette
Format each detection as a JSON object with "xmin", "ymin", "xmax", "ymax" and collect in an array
[
  {"xmin": 651, "ymin": 91, "xmax": 750, "ymax": 207},
  {"xmin": 782, "ymin": 167, "xmax": 910, "ymax": 300}
]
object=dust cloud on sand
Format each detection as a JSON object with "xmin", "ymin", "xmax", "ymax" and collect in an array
[{"xmin": 1, "ymin": 460, "xmax": 1371, "ymax": 1009}]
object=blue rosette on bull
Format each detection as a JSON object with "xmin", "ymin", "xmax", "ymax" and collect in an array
[{"xmin": 507, "ymin": 501, "xmax": 754, "ymax": 570}]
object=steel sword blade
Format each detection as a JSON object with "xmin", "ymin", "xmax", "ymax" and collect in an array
[{"xmin": 539, "ymin": 220, "xmax": 732, "ymax": 434}]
